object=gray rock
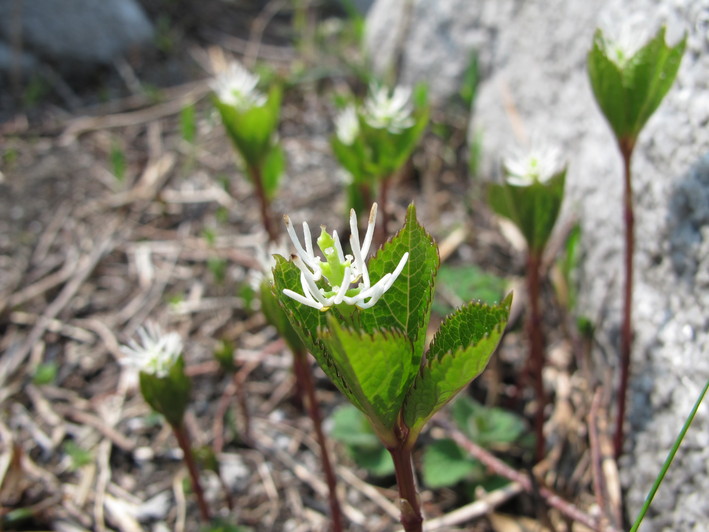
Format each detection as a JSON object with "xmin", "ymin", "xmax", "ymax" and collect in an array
[
  {"xmin": 366, "ymin": 0, "xmax": 709, "ymax": 529},
  {"xmin": 0, "ymin": 0, "xmax": 154, "ymax": 72}
]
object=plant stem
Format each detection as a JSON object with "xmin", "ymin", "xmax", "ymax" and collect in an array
[
  {"xmin": 388, "ymin": 440, "xmax": 423, "ymax": 532},
  {"xmin": 614, "ymin": 138, "xmax": 636, "ymax": 458},
  {"xmin": 171, "ymin": 422, "xmax": 212, "ymax": 523},
  {"xmin": 291, "ymin": 349, "xmax": 344, "ymax": 532},
  {"xmin": 526, "ymin": 249, "xmax": 546, "ymax": 462},
  {"xmin": 629, "ymin": 379, "xmax": 709, "ymax": 532},
  {"xmin": 248, "ymin": 164, "xmax": 278, "ymax": 243}
]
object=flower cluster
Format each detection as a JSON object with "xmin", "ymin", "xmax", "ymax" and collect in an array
[
  {"xmin": 121, "ymin": 323, "xmax": 183, "ymax": 378},
  {"xmin": 504, "ymin": 145, "xmax": 565, "ymax": 186},
  {"xmin": 210, "ymin": 62, "xmax": 267, "ymax": 112},
  {"xmin": 362, "ymin": 84, "xmax": 415, "ymax": 133},
  {"xmin": 282, "ymin": 204, "xmax": 408, "ymax": 310}
]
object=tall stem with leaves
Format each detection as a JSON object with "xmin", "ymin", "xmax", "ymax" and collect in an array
[
  {"xmin": 271, "ymin": 204, "xmax": 510, "ymax": 530},
  {"xmin": 587, "ymin": 26, "xmax": 685, "ymax": 457},
  {"xmin": 212, "ymin": 62, "xmax": 285, "ymax": 243},
  {"xmin": 121, "ymin": 324, "xmax": 212, "ymax": 523},
  {"xmin": 488, "ymin": 148, "xmax": 566, "ymax": 461}
]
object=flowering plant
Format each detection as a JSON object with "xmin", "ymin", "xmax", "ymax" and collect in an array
[
  {"xmin": 270, "ymin": 203, "xmax": 510, "ymax": 531},
  {"xmin": 487, "ymin": 147, "xmax": 566, "ymax": 460},
  {"xmin": 587, "ymin": 26, "xmax": 686, "ymax": 147},
  {"xmin": 487, "ymin": 146, "xmax": 567, "ymax": 254},
  {"xmin": 212, "ymin": 62, "xmax": 284, "ymax": 240},
  {"xmin": 121, "ymin": 323, "xmax": 191, "ymax": 428},
  {"xmin": 588, "ymin": 25, "xmax": 686, "ymax": 457},
  {"xmin": 331, "ymin": 84, "xmax": 429, "ymax": 212},
  {"xmin": 121, "ymin": 324, "xmax": 211, "ymax": 522}
]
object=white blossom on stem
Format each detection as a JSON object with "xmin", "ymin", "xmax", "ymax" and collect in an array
[
  {"xmin": 335, "ymin": 105, "xmax": 360, "ymax": 145},
  {"xmin": 282, "ymin": 203, "xmax": 409, "ymax": 311},
  {"xmin": 504, "ymin": 145, "xmax": 565, "ymax": 186},
  {"xmin": 210, "ymin": 62, "xmax": 266, "ymax": 111},
  {"xmin": 121, "ymin": 323, "xmax": 183, "ymax": 378},
  {"xmin": 362, "ymin": 84, "xmax": 415, "ymax": 133}
]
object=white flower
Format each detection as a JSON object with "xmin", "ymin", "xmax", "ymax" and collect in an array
[
  {"xmin": 504, "ymin": 145, "xmax": 565, "ymax": 186},
  {"xmin": 599, "ymin": 21, "xmax": 650, "ymax": 68},
  {"xmin": 335, "ymin": 105, "xmax": 360, "ymax": 145},
  {"xmin": 282, "ymin": 203, "xmax": 409, "ymax": 311},
  {"xmin": 121, "ymin": 323, "xmax": 183, "ymax": 378},
  {"xmin": 210, "ymin": 62, "xmax": 267, "ymax": 111},
  {"xmin": 250, "ymin": 239, "xmax": 288, "ymax": 289},
  {"xmin": 362, "ymin": 84, "xmax": 415, "ymax": 133}
]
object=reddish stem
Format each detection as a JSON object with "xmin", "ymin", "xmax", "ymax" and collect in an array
[
  {"xmin": 248, "ymin": 164, "xmax": 278, "ymax": 243},
  {"xmin": 172, "ymin": 422, "xmax": 212, "ymax": 523},
  {"xmin": 526, "ymin": 249, "xmax": 547, "ymax": 461},
  {"xmin": 388, "ymin": 440, "xmax": 423, "ymax": 532},
  {"xmin": 614, "ymin": 138, "xmax": 636, "ymax": 458},
  {"xmin": 292, "ymin": 349, "xmax": 345, "ymax": 532}
]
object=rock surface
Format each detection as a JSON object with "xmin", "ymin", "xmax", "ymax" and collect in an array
[
  {"xmin": 0, "ymin": 0, "xmax": 154, "ymax": 74},
  {"xmin": 367, "ymin": 0, "xmax": 709, "ymax": 529}
]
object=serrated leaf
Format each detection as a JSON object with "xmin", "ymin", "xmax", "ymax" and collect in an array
[
  {"xmin": 487, "ymin": 171, "xmax": 565, "ymax": 254},
  {"xmin": 271, "ymin": 256, "xmax": 357, "ymax": 404},
  {"xmin": 422, "ymin": 438, "xmax": 480, "ymax": 488},
  {"xmin": 403, "ymin": 294, "xmax": 512, "ymax": 438},
  {"xmin": 321, "ymin": 319, "xmax": 415, "ymax": 444},
  {"xmin": 361, "ymin": 203, "xmax": 439, "ymax": 358},
  {"xmin": 260, "ymin": 278, "xmax": 305, "ymax": 354}
]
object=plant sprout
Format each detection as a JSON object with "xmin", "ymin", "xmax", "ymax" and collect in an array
[
  {"xmin": 271, "ymin": 203, "xmax": 511, "ymax": 531},
  {"xmin": 488, "ymin": 144, "xmax": 567, "ymax": 461},
  {"xmin": 587, "ymin": 25, "xmax": 686, "ymax": 457},
  {"xmin": 212, "ymin": 61, "xmax": 284, "ymax": 242},
  {"xmin": 121, "ymin": 323, "xmax": 212, "ymax": 522}
]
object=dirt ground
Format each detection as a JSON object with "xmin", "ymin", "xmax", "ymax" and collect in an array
[{"xmin": 0, "ymin": 2, "xmax": 617, "ymax": 531}]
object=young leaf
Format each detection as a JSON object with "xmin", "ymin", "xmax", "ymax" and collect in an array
[
  {"xmin": 422, "ymin": 438, "xmax": 480, "ymax": 488},
  {"xmin": 271, "ymin": 256, "xmax": 354, "ymax": 398},
  {"xmin": 321, "ymin": 318, "xmax": 415, "ymax": 445},
  {"xmin": 587, "ymin": 26, "xmax": 686, "ymax": 142},
  {"xmin": 139, "ymin": 356, "xmax": 191, "ymax": 428},
  {"xmin": 331, "ymin": 405, "xmax": 395, "ymax": 477},
  {"xmin": 451, "ymin": 395, "xmax": 526, "ymax": 448},
  {"xmin": 403, "ymin": 294, "xmax": 512, "ymax": 439},
  {"xmin": 361, "ymin": 203, "xmax": 439, "ymax": 357},
  {"xmin": 260, "ymin": 278, "xmax": 305, "ymax": 354},
  {"xmin": 487, "ymin": 171, "xmax": 565, "ymax": 254}
]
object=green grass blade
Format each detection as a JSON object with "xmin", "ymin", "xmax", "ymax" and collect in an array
[{"xmin": 629, "ymin": 378, "xmax": 709, "ymax": 532}]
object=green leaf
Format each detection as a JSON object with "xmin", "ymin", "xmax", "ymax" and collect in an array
[
  {"xmin": 487, "ymin": 170, "xmax": 565, "ymax": 253},
  {"xmin": 139, "ymin": 356, "xmax": 191, "ymax": 428},
  {"xmin": 215, "ymin": 85, "xmax": 282, "ymax": 169},
  {"xmin": 403, "ymin": 294, "xmax": 511, "ymax": 439},
  {"xmin": 433, "ymin": 264, "xmax": 507, "ymax": 315},
  {"xmin": 320, "ymin": 319, "xmax": 415, "ymax": 444},
  {"xmin": 262, "ymin": 144, "xmax": 284, "ymax": 200},
  {"xmin": 260, "ymin": 278, "xmax": 305, "ymax": 354},
  {"xmin": 330, "ymin": 405, "xmax": 395, "ymax": 477},
  {"xmin": 451, "ymin": 395, "xmax": 526, "ymax": 448},
  {"xmin": 587, "ymin": 27, "xmax": 686, "ymax": 142},
  {"xmin": 422, "ymin": 439, "xmax": 480, "ymax": 488},
  {"xmin": 361, "ymin": 203, "xmax": 439, "ymax": 357}
]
